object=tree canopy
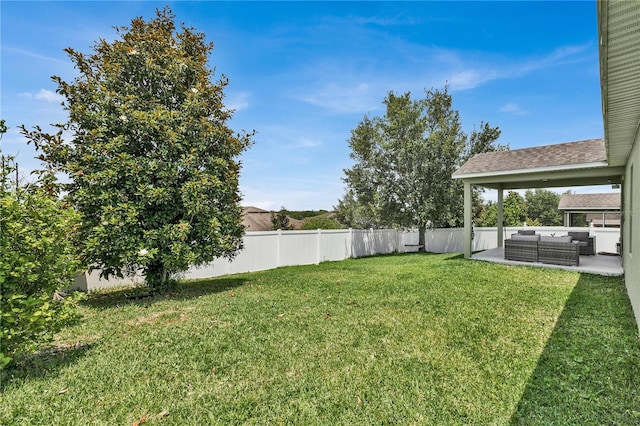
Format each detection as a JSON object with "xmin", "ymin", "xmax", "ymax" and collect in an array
[
  {"xmin": 525, "ymin": 189, "xmax": 563, "ymax": 226},
  {"xmin": 476, "ymin": 189, "xmax": 564, "ymax": 227},
  {"xmin": 21, "ymin": 7, "xmax": 253, "ymax": 289},
  {"xmin": 336, "ymin": 87, "xmax": 504, "ymax": 248}
]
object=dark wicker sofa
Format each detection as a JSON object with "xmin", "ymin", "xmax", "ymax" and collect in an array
[
  {"xmin": 504, "ymin": 233, "xmax": 539, "ymax": 262},
  {"xmin": 504, "ymin": 232, "xmax": 581, "ymax": 266},
  {"xmin": 537, "ymin": 236, "xmax": 580, "ymax": 266}
]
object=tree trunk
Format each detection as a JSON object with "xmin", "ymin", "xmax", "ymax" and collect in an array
[
  {"xmin": 418, "ymin": 225, "xmax": 426, "ymax": 252},
  {"xmin": 145, "ymin": 260, "xmax": 169, "ymax": 291}
]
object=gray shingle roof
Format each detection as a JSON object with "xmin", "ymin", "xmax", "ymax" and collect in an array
[
  {"xmin": 558, "ymin": 193, "xmax": 621, "ymax": 210},
  {"xmin": 453, "ymin": 138, "xmax": 607, "ymax": 177}
]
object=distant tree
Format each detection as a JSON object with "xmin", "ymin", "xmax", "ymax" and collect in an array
[
  {"xmin": 286, "ymin": 210, "xmax": 329, "ymax": 220},
  {"xmin": 338, "ymin": 87, "xmax": 502, "ymax": 248},
  {"xmin": 477, "ymin": 201, "xmax": 496, "ymax": 227},
  {"xmin": 300, "ymin": 216, "xmax": 343, "ymax": 230},
  {"xmin": 271, "ymin": 206, "xmax": 293, "ymax": 230},
  {"xmin": 525, "ymin": 189, "xmax": 563, "ymax": 226},
  {"xmin": 335, "ymin": 189, "xmax": 384, "ymax": 229},
  {"xmin": 477, "ymin": 191, "xmax": 528, "ymax": 227},
  {"xmin": 20, "ymin": 8, "xmax": 253, "ymax": 290},
  {"xmin": 571, "ymin": 213, "xmax": 589, "ymax": 227}
]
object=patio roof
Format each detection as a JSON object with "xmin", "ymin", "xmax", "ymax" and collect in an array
[{"xmin": 452, "ymin": 138, "xmax": 624, "ymax": 190}]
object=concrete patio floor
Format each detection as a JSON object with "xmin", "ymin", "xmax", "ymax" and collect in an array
[{"xmin": 472, "ymin": 247, "xmax": 623, "ymax": 276}]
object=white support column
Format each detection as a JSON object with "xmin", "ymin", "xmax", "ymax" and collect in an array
[
  {"xmin": 464, "ymin": 180, "xmax": 472, "ymax": 258},
  {"xmin": 497, "ymin": 185, "xmax": 504, "ymax": 248}
]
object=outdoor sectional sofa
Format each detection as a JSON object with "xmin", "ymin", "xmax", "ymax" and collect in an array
[{"xmin": 504, "ymin": 231, "xmax": 583, "ymax": 266}]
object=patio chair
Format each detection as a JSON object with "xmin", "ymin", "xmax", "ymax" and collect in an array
[{"xmin": 567, "ymin": 231, "xmax": 596, "ymax": 255}]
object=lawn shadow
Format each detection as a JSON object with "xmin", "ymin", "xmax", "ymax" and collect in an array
[
  {"xmin": 442, "ymin": 252, "xmax": 466, "ymax": 260},
  {"xmin": 510, "ymin": 273, "xmax": 640, "ymax": 424},
  {"xmin": 1, "ymin": 343, "xmax": 95, "ymax": 391},
  {"xmin": 83, "ymin": 276, "xmax": 249, "ymax": 309}
]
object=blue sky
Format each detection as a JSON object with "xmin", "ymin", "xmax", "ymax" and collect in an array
[{"xmin": 2, "ymin": 1, "xmax": 611, "ymax": 210}]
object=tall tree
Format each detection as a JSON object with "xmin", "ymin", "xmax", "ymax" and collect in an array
[
  {"xmin": 525, "ymin": 189, "xmax": 563, "ymax": 226},
  {"xmin": 21, "ymin": 8, "xmax": 253, "ymax": 290},
  {"xmin": 337, "ymin": 88, "xmax": 502, "ymax": 248}
]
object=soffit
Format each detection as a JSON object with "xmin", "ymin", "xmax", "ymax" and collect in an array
[{"xmin": 600, "ymin": 0, "xmax": 640, "ymax": 167}]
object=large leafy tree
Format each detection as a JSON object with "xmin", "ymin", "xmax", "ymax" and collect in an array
[
  {"xmin": 337, "ymin": 88, "xmax": 502, "ymax": 248},
  {"xmin": 525, "ymin": 189, "xmax": 563, "ymax": 226},
  {"xmin": 21, "ymin": 8, "xmax": 253, "ymax": 290}
]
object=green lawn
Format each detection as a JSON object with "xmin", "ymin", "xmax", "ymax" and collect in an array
[{"xmin": 2, "ymin": 253, "xmax": 639, "ymax": 424}]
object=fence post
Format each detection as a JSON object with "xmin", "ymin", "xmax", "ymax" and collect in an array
[
  {"xmin": 277, "ymin": 229, "xmax": 282, "ymax": 267},
  {"xmin": 316, "ymin": 229, "xmax": 322, "ymax": 265}
]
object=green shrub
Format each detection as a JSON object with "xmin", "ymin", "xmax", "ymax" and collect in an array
[
  {"xmin": 300, "ymin": 216, "xmax": 344, "ymax": 230},
  {"xmin": 0, "ymin": 164, "xmax": 84, "ymax": 369}
]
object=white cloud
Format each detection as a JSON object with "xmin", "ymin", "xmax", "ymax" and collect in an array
[
  {"xmin": 258, "ymin": 125, "xmax": 325, "ymax": 149},
  {"xmin": 499, "ymin": 102, "xmax": 529, "ymax": 116},
  {"xmin": 34, "ymin": 89, "xmax": 64, "ymax": 104},
  {"xmin": 3, "ymin": 45, "xmax": 67, "ymax": 65},
  {"xmin": 240, "ymin": 198, "xmax": 277, "ymax": 211},
  {"xmin": 297, "ymin": 138, "xmax": 321, "ymax": 148},
  {"xmin": 226, "ymin": 92, "xmax": 251, "ymax": 112},
  {"xmin": 446, "ymin": 69, "xmax": 499, "ymax": 91},
  {"xmin": 240, "ymin": 176, "xmax": 346, "ymax": 210},
  {"xmin": 297, "ymin": 82, "xmax": 381, "ymax": 114}
]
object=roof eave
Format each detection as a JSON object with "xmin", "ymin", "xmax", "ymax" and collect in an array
[{"xmin": 452, "ymin": 161, "xmax": 610, "ymax": 180}]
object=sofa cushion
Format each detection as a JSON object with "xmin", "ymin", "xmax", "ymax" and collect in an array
[
  {"xmin": 540, "ymin": 235, "xmax": 573, "ymax": 243},
  {"xmin": 517, "ymin": 230, "xmax": 536, "ymax": 235},
  {"xmin": 510, "ymin": 234, "xmax": 540, "ymax": 241}
]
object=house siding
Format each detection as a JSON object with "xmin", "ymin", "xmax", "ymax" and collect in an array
[{"xmin": 624, "ymin": 132, "xmax": 640, "ymax": 331}]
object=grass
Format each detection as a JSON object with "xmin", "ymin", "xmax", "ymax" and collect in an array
[{"xmin": 1, "ymin": 253, "xmax": 639, "ymax": 424}]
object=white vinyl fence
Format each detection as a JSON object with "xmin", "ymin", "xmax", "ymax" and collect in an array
[
  {"xmin": 73, "ymin": 226, "xmax": 620, "ymax": 291},
  {"xmin": 74, "ymin": 229, "xmax": 420, "ymax": 291}
]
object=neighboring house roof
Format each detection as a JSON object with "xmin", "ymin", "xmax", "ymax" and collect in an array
[
  {"xmin": 243, "ymin": 206, "xmax": 270, "ymax": 214},
  {"xmin": 241, "ymin": 206, "xmax": 273, "ymax": 232},
  {"xmin": 453, "ymin": 138, "xmax": 607, "ymax": 178},
  {"xmin": 558, "ymin": 193, "xmax": 621, "ymax": 211},
  {"xmin": 241, "ymin": 206, "xmax": 304, "ymax": 231}
]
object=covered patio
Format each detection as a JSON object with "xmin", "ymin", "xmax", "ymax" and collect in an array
[
  {"xmin": 453, "ymin": 138, "xmax": 625, "ymax": 273},
  {"xmin": 473, "ymin": 247, "xmax": 623, "ymax": 276}
]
